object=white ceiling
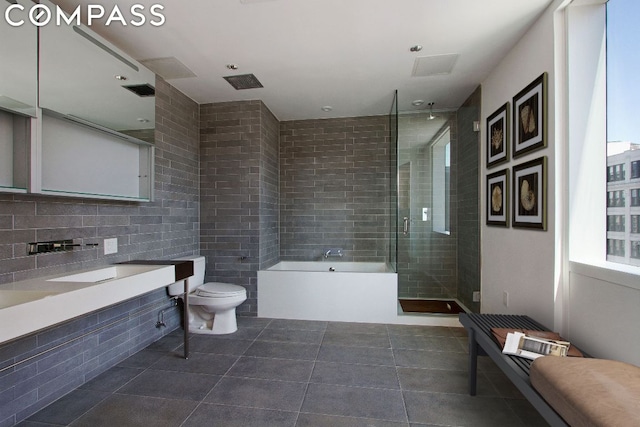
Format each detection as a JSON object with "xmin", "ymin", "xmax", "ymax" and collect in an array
[{"xmin": 54, "ymin": 0, "xmax": 552, "ymax": 121}]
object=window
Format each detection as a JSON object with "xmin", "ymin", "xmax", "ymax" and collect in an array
[
  {"xmin": 632, "ymin": 241, "xmax": 640, "ymax": 259},
  {"xmin": 607, "ymin": 215, "xmax": 625, "ymax": 232},
  {"xmin": 607, "ymin": 239, "xmax": 625, "ymax": 257},
  {"xmin": 431, "ymin": 128, "xmax": 450, "ymax": 234},
  {"xmin": 605, "ymin": 0, "xmax": 640, "ymax": 266},
  {"xmin": 606, "ymin": 164, "xmax": 626, "ymax": 182},
  {"xmin": 632, "ymin": 189, "xmax": 640, "ymax": 206},
  {"xmin": 607, "ymin": 190, "xmax": 625, "ymax": 207},
  {"xmin": 632, "ymin": 161, "xmax": 640, "ymax": 179},
  {"xmin": 567, "ymin": 0, "xmax": 640, "ymax": 270}
]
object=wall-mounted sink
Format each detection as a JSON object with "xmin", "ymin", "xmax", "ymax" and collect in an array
[
  {"xmin": 0, "ymin": 290, "xmax": 59, "ymax": 309},
  {"xmin": 0, "ymin": 264, "xmax": 177, "ymax": 344},
  {"xmin": 47, "ymin": 265, "xmax": 163, "ymax": 283}
]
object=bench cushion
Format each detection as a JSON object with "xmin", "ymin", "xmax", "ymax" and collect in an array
[{"xmin": 531, "ymin": 357, "xmax": 640, "ymax": 427}]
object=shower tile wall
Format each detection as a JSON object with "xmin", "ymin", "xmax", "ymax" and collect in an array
[
  {"xmin": 199, "ymin": 100, "xmax": 279, "ymax": 317},
  {"xmin": 0, "ymin": 77, "xmax": 200, "ymax": 426},
  {"xmin": 280, "ymin": 116, "xmax": 390, "ymax": 262}
]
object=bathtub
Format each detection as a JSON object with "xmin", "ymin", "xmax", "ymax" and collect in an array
[{"xmin": 257, "ymin": 261, "xmax": 398, "ymax": 323}]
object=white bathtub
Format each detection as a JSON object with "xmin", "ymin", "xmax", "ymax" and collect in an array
[{"xmin": 257, "ymin": 261, "xmax": 398, "ymax": 323}]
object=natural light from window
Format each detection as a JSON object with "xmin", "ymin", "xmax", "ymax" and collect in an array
[
  {"xmin": 606, "ymin": 0, "xmax": 640, "ymax": 266},
  {"xmin": 432, "ymin": 128, "xmax": 450, "ymax": 234}
]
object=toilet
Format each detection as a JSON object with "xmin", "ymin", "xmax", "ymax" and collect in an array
[{"xmin": 167, "ymin": 256, "xmax": 247, "ymax": 335}]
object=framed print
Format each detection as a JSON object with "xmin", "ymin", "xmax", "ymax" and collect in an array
[
  {"xmin": 487, "ymin": 168, "xmax": 509, "ymax": 227},
  {"xmin": 512, "ymin": 156, "xmax": 546, "ymax": 230},
  {"xmin": 486, "ymin": 103, "xmax": 509, "ymax": 168},
  {"xmin": 512, "ymin": 73, "xmax": 547, "ymax": 158}
]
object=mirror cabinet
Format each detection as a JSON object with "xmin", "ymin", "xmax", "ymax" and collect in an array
[
  {"xmin": 0, "ymin": 0, "xmax": 36, "ymax": 193},
  {"xmin": 0, "ymin": 1, "xmax": 155, "ymax": 201}
]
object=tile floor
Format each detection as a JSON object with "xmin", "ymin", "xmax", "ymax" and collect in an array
[{"xmin": 18, "ymin": 318, "xmax": 548, "ymax": 427}]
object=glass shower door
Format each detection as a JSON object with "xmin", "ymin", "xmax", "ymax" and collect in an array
[
  {"xmin": 388, "ymin": 91, "xmax": 398, "ymax": 272},
  {"xmin": 396, "ymin": 110, "xmax": 458, "ymax": 301}
]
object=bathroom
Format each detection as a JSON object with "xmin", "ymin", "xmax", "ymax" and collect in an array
[
  {"xmin": 0, "ymin": 80, "xmax": 478, "ymax": 424},
  {"xmin": 0, "ymin": 57, "xmax": 480, "ymax": 425},
  {"xmin": 2, "ymin": 0, "xmax": 640, "ymax": 425}
]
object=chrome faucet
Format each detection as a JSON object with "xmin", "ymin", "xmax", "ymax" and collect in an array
[{"xmin": 324, "ymin": 248, "xmax": 343, "ymax": 258}]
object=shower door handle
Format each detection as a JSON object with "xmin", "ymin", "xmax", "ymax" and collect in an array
[{"xmin": 403, "ymin": 217, "xmax": 409, "ymax": 235}]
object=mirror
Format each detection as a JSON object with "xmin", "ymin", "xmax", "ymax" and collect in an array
[
  {"xmin": 39, "ymin": 1, "xmax": 155, "ymax": 143},
  {"xmin": 0, "ymin": 0, "xmax": 37, "ymax": 117}
]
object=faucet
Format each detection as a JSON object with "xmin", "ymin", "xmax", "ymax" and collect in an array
[{"xmin": 323, "ymin": 248, "xmax": 343, "ymax": 258}]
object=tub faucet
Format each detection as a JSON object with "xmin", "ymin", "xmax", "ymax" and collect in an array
[{"xmin": 324, "ymin": 248, "xmax": 343, "ymax": 258}]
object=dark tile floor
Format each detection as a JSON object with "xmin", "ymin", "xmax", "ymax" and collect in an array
[{"xmin": 18, "ymin": 318, "xmax": 548, "ymax": 427}]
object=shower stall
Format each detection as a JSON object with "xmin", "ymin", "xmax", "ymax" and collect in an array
[{"xmin": 389, "ymin": 89, "xmax": 481, "ymax": 314}]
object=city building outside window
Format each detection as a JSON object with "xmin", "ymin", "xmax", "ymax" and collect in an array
[{"xmin": 606, "ymin": 0, "xmax": 640, "ymax": 266}]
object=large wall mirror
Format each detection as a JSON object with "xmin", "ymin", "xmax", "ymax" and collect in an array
[
  {"xmin": 39, "ymin": 0, "xmax": 155, "ymax": 143},
  {"xmin": 0, "ymin": 0, "xmax": 37, "ymax": 117}
]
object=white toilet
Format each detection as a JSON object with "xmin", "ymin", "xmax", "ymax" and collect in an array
[{"xmin": 167, "ymin": 256, "xmax": 247, "ymax": 335}]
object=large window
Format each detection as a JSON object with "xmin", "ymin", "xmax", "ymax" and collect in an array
[{"xmin": 606, "ymin": 0, "xmax": 640, "ymax": 266}]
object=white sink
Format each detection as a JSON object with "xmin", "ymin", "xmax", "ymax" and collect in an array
[
  {"xmin": 0, "ymin": 290, "xmax": 59, "ymax": 309},
  {"xmin": 47, "ymin": 265, "xmax": 162, "ymax": 283},
  {"xmin": 0, "ymin": 264, "xmax": 177, "ymax": 344}
]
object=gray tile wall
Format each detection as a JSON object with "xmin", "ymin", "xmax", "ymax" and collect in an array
[
  {"xmin": 0, "ymin": 77, "xmax": 200, "ymax": 426},
  {"xmin": 280, "ymin": 116, "xmax": 391, "ymax": 261},
  {"xmin": 200, "ymin": 100, "xmax": 279, "ymax": 316},
  {"xmin": 456, "ymin": 87, "xmax": 481, "ymax": 312}
]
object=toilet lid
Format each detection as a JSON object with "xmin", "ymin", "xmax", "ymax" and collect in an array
[{"xmin": 195, "ymin": 282, "xmax": 246, "ymax": 297}]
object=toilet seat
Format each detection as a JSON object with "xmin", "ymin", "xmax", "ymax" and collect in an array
[{"xmin": 195, "ymin": 282, "xmax": 246, "ymax": 298}]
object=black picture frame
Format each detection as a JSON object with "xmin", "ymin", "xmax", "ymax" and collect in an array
[
  {"xmin": 512, "ymin": 73, "xmax": 547, "ymax": 158},
  {"xmin": 487, "ymin": 168, "xmax": 509, "ymax": 227},
  {"xmin": 512, "ymin": 156, "xmax": 547, "ymax": 230},
  {"xmin": 486, "ymin": 102, "xmax": 509, "ymax": 168}
]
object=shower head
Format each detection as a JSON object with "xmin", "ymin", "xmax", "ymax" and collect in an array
[{"xmin": 427, "ymin": 102, "xmax": 438, "ymax": 120}]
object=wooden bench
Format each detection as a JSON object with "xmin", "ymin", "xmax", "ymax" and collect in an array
[{"xmin": 459, "ymin": 313, "xmax": 570, "ymax": 427}]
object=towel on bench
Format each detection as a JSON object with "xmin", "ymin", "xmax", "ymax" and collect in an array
[{"xmin": 530, "ymin": 357, "xmax": 640, "ymax": 427}]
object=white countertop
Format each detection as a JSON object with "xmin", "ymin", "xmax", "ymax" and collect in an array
[{"xmin": 0, "ymin": 264, "xmax": 176, "ymax": 344}]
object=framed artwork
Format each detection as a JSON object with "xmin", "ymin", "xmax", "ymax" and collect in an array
[
  {"xmin": 487, "ymin": 168, "xmax": 509, "ymax": 227},
  {"xmin": 486, "ymin": 102, "xmax": 509, "ymax": 168},
  {"xmin": 512, "ymin": 73, "xmax": 547, "ymax": 158},
  {"xmin": 512, "ymin": 156, "xmax": 547, "ymax": 230}
]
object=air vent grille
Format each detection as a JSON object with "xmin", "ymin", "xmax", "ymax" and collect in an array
[
  {"xmin": 122, "ymin": 84, "xmax": 156, "ymax": 97},
  {"xmin": 223, "ymin": 74, "xmax": 264, "ymax": 90},
  {"xmin": 140, "ymin": 57, "xmax": 197, "ymax": 80},
  {"xmin": 412, "ymin": 54, "xmax": 459, "ymax": 77}
]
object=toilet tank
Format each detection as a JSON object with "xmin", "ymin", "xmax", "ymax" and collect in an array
[{"xmin": 166, "ymin": 255, "xmax": 205, "ymax": 296}]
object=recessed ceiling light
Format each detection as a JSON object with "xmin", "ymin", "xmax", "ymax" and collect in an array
[
  {"xmin": 412, "ymin": 100, "xmax": 425, "ymax": 106},
  {"xmin": 226, "ymin": 64, "xmax": 239, "ymax": 70},
  {"xmin": 114, "ymin": 75, "xmax": 127, "ymax": 81},
  {"xmin": 321, "ymin": 106, "xmax": 333, "ymax": 112},
  {"xmin": 410, "ymin": 45, "xmax": 423, "ymax": 52}
]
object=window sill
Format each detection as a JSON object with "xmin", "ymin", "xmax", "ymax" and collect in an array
[{"xmin": 569, "ymin": 260, "xmax": 640, "ymax": 291}]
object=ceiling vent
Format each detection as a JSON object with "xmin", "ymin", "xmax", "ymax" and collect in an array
[
  {"xmin": 223, "ymin": 73, "xmax": 264, "ymax": 90},
  {"xmin": 412, "ymin": 54, "xmax": 459, "ymax": 77},
  {"xmin": 122, "ymin": 84, "xmax": 156, "ymax": 97},
  {"xmin": 139, "ymin": 57, "xmax": 197, "ymax": 80}
]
